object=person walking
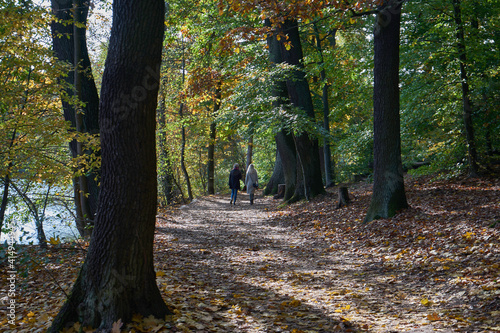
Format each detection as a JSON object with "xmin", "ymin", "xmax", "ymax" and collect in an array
[
  {"xmin": 245, "ymin": 163, "xmax": 258, "ymax": 205},
  {"xmin": 228, "ymin": 163, "xmax": 242, "ymax": 205}
]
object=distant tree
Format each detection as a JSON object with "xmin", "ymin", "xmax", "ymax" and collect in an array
[
  {"xmin": 452, "ymin": 0, "xmax": 479, "ymax": 177},
  {"xmin": 49, "ymin": 0, "xmax": 170, "ymax": 330},
  {"xmin": 364, "ymin": 0, "xmax": 408, "ymax": 223}
]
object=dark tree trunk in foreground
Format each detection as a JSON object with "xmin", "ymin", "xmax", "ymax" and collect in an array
[
  {"xmin": 452, "ymin": 0, "xmax": 479, "ymax": 177},
  {"xmin": 50, "ymin": 0, "xmax": 100, "ymax": 237},
  {"xmin": 279, "ymin": 19, "xmax": 324, "ymax": 201},
  {"xmin": 48, "ymin": 1, "xmax": 169, "ymax": 331},
  {"xmin": 364, "ymin": 1, "xmax": 408, "ymax": 223}
]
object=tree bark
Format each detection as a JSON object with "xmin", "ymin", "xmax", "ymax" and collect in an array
[
  {"xmin": 207, "ymin": 85, "xmax": 221, "ymax": 195},
  {"xmin": 158, "ymin": 95, "xmax": 175, "ymax": 205},
  {"xmin": 179, "ymin": 102, "xmax": 193, "ymax": 201},
  {"xmin": 278, "ymin": 19, "xmax": 324, "ymax": 201},
  {"xmin": 336, "ymin": 186, "xmax": 350, "ymax": 209},
  {"xmin": 48, "ymin": 0, "xmax": 170, "ymax": 330},
  {"xmin": 264, "ymin": 149, "xmax": 284, "ymax": 196},
  {"xmin": 246, "ymin": 134, "xmax": 254, "ymax": 170},
  {"xmin": 0, "ymin": 175, "xmax": 9, "ymax": 235},
  {"xmin": 265, "ymin": 18, "xmax": 298, "ymax": 201},
  {"xmin": 275, "ymin": 131, "xmax": 297, "ymax": 201},
  {"xmin": 50, "ymin": 0, "xmax": 100, "ymax": 237},
  {"xmin": 314, "ymin": 24, "xmax": 336, "ymax": 187},
  {"xmin": 452, "ymin": 0, "xmax": 479, "ymax": 177},
  {"xmin": 364, "ymin": 0, "xmax": 408, "ymax": 223}
]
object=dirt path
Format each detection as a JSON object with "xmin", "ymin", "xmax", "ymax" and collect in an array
[{"xmin": 154, "ymin": 192, "xmax": 494, "ymax": 333}]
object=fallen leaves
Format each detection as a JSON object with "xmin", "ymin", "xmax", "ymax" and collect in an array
[{"xmin": 0, "ymin": 175, "xmax": 498, "ymax": 332}]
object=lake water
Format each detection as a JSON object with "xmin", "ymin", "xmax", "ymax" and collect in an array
[{"xmin": 1, "ymin": 197, "xmax": 80, "ymax": 245}]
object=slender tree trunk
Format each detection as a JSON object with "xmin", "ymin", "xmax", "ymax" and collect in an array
[
  {"xmin": 179, "ymin": 102, "xmax": 193, "ymax": 200},
  {"xmin": 452, "ymin": 0, "xmax": 479, "ymax": 177},
  {"xmin": 49, "ymin": 1, "xmax": 170, "ymax": 330},
  {"xmin": 177, "ymin": 40, "xmax": 193, "ymax": 200},
  {"xmin": 50, "ymin": 0, "xmax": 100, "ymax": 237},
  {"xmin": 314, "ymin": 24, "xmax": 336, "ymax": 187},
  {"xmin": 0, "ymin": 131, "xmax": 16, "ymax": 235},
  {"xmin": 364, "ymin": 0, "xmax": 408, "ymax": 223},
  {"xmin": 158, "ymin": 96, "xmax": 175, "ymax": 205},
  {"xmin": 0, "ymin": 175, "xmax": 9, "ymax": 235},
  {"xmin": 246, "ymin": 134, "xmax": 254, "ymax": 170},
  {"xmin": 10, "ymin": 182, "xmax": 48, "ymax": 249},
  {"xmin": 72, "ymin": 0, "xmax": 93, "ymax": 235},
  {"xmin": 278, "ymin": 19, "xmax": 324, "ymax": 201},
  {"xmin": 207, "ymin": 85, "xmax": 221, "ymax": 195}
]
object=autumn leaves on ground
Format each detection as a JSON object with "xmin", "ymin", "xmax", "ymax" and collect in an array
[{"xmin": 1, "ymin": 175, "xmax": 499, "ymax": 332}]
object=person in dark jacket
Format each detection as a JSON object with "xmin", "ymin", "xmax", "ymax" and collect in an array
[{"xmin": 228, "ymin": 163, "xmax": 242, "ymax": 205}]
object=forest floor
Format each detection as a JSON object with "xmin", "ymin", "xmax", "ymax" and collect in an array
[{"xmin": 1, "ymin": 174, "xmax": 499, "ymax": 332}]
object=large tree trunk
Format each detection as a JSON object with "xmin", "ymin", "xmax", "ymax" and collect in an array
[
  {"xmin": 364, "ymin": 0, "xmax": 408, "ymax": 223},
  {"xmin": 278, "ymin": 19, "xmax": 324, "ymax": 201},
  {"xmin": 50, "ymin": 0, "xmax": 100, "ymax": 237},
  {"xmin": 266, "ymin": 18, "xmax": 297, "ymax": 201},
  {"xmin": 264, "ymin": 149, "xmax": 284, "ymax": 196},
  {"xmin": 452, "ymin": 0, "xmax": 479, "ymax": 177},
  {"xmin": 48, "ymin": 1, "xmax": 170, "ymax": 331},
  {"xmin": 275, "ymin": 131, "xmax": 298, "ymax": 201}
]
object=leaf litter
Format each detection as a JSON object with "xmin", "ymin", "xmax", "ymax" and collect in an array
[{"xmin": 1, "ymin": 175, "xmax": 499, "ymax": 332}]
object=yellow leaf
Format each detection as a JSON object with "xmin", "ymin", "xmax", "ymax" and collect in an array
[
  {"xmin": 27, "ymin": 311, "xmax": 35, "ymax": 317},
  {"xmin": 421, "ymin": 297, "xmax": 431, "ymax": 306},
  {"xmin": 48, "ymin": 236, "xmax": 61, "ymax": 245},
  {"xmin": 156, "ymin": 270, "xmax": 166, "ymax": 277}
]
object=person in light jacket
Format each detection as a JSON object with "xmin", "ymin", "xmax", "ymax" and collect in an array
[
  {"xmin": 228, "ymin": 163, "xmax": 242, "ymax": 205},
  {"xmin": 245, "ymin": 163, "xmax": 258, "ymax": 205}
]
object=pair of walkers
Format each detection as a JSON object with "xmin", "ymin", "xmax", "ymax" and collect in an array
[{"xmin": 228, "ymin": 163, "xmax": 258, "ymax": 205}]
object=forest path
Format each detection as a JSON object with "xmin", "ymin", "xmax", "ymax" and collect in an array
[{"xmin": 153, "ymin": 192, "xmax": 466, "ymax": 333}]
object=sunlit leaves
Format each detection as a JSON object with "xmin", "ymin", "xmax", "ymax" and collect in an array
[{"xmin": 0, "ymin": 2, "xmax": 77, "ymax": 185}]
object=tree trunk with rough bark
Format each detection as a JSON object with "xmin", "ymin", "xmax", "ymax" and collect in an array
[
  {"xmin": 278, "ymin": 19, "xmax": 324, "ymax": 201},
  {"xmin": 264, "ymin": 150, "xmax": 284, "ymax": 196},
  {"xmin": 364, "ymin": 0, "xmax": 408, "ymax": 223},
  {"xmin": 266, "ymin": 18, "xmax": 297, "ymax": 201},
  {"xmin": 48, "ymin": 1, "xmax": 170, "ymax": 331},
  {"xmin": 275, "ymin": 131, "xmax": 298, "ymax": 201}
]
